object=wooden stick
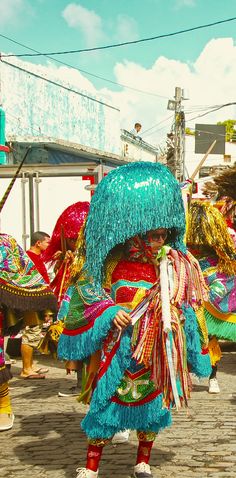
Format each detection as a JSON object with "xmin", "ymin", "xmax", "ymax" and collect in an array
[
  {"xmin": 190, "ymin": 140, "xmax": 217, "ymax": 181},
  {"xmin": 0, "ymin": 146, "xmax": 32, "ymax": 213}
]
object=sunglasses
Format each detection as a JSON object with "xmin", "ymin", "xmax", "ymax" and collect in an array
[{"xmin": 141, "ymin": 231, "xmax": 168, "ymax": 241}]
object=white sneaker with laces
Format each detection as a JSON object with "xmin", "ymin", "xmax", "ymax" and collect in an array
[
  {"xmin": 133, "ymin": 462, "xmax": 153, "ymax": 478},
  {"xmin": 112, "ymin": 429, "xmax": 130, "ymax": 444},
  {"xmin": 208, "ymin": 378, "xmax": 220, "ymax": 394},
  {"xmin": 75, "ymin": 468, "xmax": 98, "ymax": 478}
]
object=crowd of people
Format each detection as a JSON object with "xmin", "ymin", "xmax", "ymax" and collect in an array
[{"xmin": 0, "ymin": 161, "xmax": 235, "ymax": 478}]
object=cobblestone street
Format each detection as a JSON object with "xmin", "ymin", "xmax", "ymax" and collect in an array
[{"xmin": 1, "ymin": 345, "xmax": 236, "ymax": 478}]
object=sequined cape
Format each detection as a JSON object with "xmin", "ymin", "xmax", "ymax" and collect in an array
[
  {"xmin": 0, "ymin": 234, "xmax": 57, "ymax": 312},
  {"xmin": 199, "ymin": 255, "xmax": 236, "ymax": 341},
  {"xmin": 58, "ymin": 248, "xmax": 211, "ymax": 439}
]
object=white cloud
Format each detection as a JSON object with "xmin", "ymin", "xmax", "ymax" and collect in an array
[
  {"xmin": 0, "ymin": 0, "xmax": 30, "ymax": 25},
  {"xmin": 62, "ymin": 5, "xmax": 139, "ymax": 47},
  {"xmin": 98, "ymin": 38, "xmax": 236, "ymax": 143},
  {"xmin": 3, "ymin": 38, "xmax": 236, "ymax": 147},
  {"xmin": 115, "ymin": 14, "xmax": 139, "ymax": 41},
  {"xmin": 62, "ymin": 3, "xmax": 105, "ymax": 46}
]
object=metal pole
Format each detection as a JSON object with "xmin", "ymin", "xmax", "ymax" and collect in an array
[
  {"xmin": 28, "ymin": 173, "xmax": 35, "ymax": 237},
  {"xmin": 96, "ymin": 163, "xmax": 104, "ymax": 184},
  {"xmin": 34, "ymin": 171, "xmax": 41, "ymax": 230},
  {"xmin": 174, "ymin": 87, "xmax": 182, "ymax": 180},
  {"xmin": 21, "ymin": 172, "xmax": 29, "ymax": 250}
]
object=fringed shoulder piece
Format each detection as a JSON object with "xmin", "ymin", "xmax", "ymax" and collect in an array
[
  {"xmin": 169, "ymin": 249, "xmax": 209, "ymax": 308},
  {"xmin": 187, "ymin": 200, "xmax": 236, "ymax": 275}
]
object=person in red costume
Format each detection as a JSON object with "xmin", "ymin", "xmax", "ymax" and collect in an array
[
  {"xmin": 20, "ymin": 231, "xmax": 52, "ymax": 379},
  {"xmin": 42, "ymin": 202, "xmax": 90, "ymax": 395},
  {"xmin": 44, "ymin": 202, "xmax": 90, "ymax": 307}
]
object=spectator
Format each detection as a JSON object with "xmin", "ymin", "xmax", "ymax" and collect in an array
[
  {"xmin": 130, "ymin": 122, "xmax": 142, "ymax": 138},
  {"xmin": 20, "ymin": 231, "xmax": 52, "ymax": 379}
]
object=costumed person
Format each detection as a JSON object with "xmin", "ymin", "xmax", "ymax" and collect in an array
[
  {"xmin": 43, "ymin": 201, "xmax": 90, "ymax": 307},
  {"xmin": 201, "ymin": 165, "xmax": 236, "ymax": 246},
  {"xmin": 20, "ymin": 230, "xmax": 52, "ymax": 378},
  {"xmin": 58, "ymin": 162, "xmax": 211, "ymax": 478},
  {"xmin": 0, "ymin": 310, "xmax": 13, "ymax": 431},
  {"xmin": 187, "ymin": 200, "xmax": 236, "ymax": 394},
  {"xmin": 40, "ymin": 202, "xmax": 90, "ymax": 396},
  {"xmin": 0, "ymin": 233, "xmax": 57, "ymax": 430}
]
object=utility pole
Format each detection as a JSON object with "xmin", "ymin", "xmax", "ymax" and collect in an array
[
  {"xmin": 173, "ymin": 87, "xmax": 185, "ymax": 181},
  {"xmin": 167, "ymin": 87, "xmax": 186, "ymax": 181}
]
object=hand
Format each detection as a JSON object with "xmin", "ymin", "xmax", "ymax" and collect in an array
[
  {"xmin": 113, "ymin": 310, "xmax": 131, "ymax": 331},
  {"xmin": 64, "ymin": 250, "xmax": 74, "ymax": 262},
  {"xmin": 53, "ymin": 250, "xmax": 63, "ymax": 260}
]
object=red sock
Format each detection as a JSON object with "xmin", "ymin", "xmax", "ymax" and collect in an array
[
  {"xmin": 86, "ymin": 444, "xmax": 104, "ymax": 472},
  {"xmin": 136, "ymin": 440, "xmax": 154, "ymax": 465}
]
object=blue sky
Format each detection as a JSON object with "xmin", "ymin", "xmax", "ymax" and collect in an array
[
  {"xmin": 1, "ymin": 0, "xmax": 235, "ymax": 87},
  {"xmin": 0, "ymin": 0, "xmax": 236, "ymax": 142}
]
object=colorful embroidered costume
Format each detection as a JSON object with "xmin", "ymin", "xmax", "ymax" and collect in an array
[
  {"xmin": 0, "ymin": 233, "xmax": 57, "ymax": 430},
  {"xmin": 39, "ymin": 202, "xmax": 89, "ymax": 358},
  {"xmin": 58, "ymin": 162, "xmax": 211, "ymax": 478},
  {"xmin": 44, "ymin": 201, "xmax": 90, "ymax": 305},
  {"xmin": 187, "ymin": 201, "xmax": 236, "ymax": 344}
]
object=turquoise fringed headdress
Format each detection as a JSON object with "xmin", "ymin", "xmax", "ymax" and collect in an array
[{"xmin": 85, "ymin": 162, "xmax": 186, "ymax": 287}]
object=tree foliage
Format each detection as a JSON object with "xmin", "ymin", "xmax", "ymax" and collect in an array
[{"xmin": 217, "ymin": 119, "xmax": 236, "ymax": 142}]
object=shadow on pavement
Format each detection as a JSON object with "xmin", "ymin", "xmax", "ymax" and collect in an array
[
  {"xmin": 10, "ymin": 375, "xmax": 80, "ymax": 400},
  {"xmin": 12, "ymin": 412, "xmax": 175, "ymax": 478}
]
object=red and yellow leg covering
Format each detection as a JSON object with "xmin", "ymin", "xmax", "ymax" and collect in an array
[
  {"xmin": 86, "ymin": 438, "xmax": 111, "ymax": 472},
  {"xmin": 0, "ymin": 382, "xmax": 12, "ymax": 414},
  {"xmin": 136, "ymin": 431, "xmax": 157, "ymax": 465}
]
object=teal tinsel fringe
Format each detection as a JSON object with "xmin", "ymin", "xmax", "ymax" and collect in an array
[
  {"xmin": 82, "ymin": 329, "xmax": 171, "ymax": 438},
  {"xmin": 85, "ymin": 162, "xmax": 186, "ymax": 288},
  {"xmin": 57, "ymin": 305, "xmax": 122, "ymax": 361},
  {"xmin": 205, "ymin": 310, "xmax": 236, "ymax": 342},
  {"xmin": 82, "ymin": 393, "xmax": 171, "ymax": 439},
  {"xmin": 183, "ymin": 305, "xmax": 212, "ymax": 378}
]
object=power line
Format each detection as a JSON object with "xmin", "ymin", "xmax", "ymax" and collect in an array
[
  {"xmin": 186, "ymin": 102, "xmax": 236, "ymax": 123},
  {"xmin": 143, "ymin": 102, "xmax": 235, "ymax": 139},
  {"xmin": 144, "ymin": 121, "xmax": 174, "ymax": 139},
  {"xmin": 0, "ymin": 59, "xmax": 119, "ymax": 111},
  {"xmin": 1, "ymin": 16, "xmax": 236, "ymax": 57},
  {"xmin": 141, "ymin": 115, "xmax": 174, "ymax": 136},
  {"xmin": 0, "ymin": 33, "xmax": 168, "ymax": 99}
]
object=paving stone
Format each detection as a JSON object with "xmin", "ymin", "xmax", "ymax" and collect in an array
[{"xmin": 1, "ymin": 351, "xmax": 235, "ymax": 478}]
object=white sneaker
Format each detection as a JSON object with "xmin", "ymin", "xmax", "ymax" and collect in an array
[
  {"xmin": 0, "ymin": 413, "xmax": 15, "ymax": 431},
  {"xmin": 58, "ymin": 386, "xmax": 80, "ymax": 397},
  {"xmin": 208, "ymin": 378, "xmax": 220, "ymax": 394},
  {"xmin": 133, "ymin": 462, "xmax": 153, "ymax": 478},
  {"xmin": 75, "ymin": 468, "xmax": 98, "ymax": 478},
  {"xmin": 112, "ymin": 429, "xmax": 130, "ymax": 444}
]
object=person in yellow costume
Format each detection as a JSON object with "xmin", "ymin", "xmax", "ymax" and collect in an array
[{"xmin": 187, "ymin": 200, "xmax": 236, "ymax": 394}]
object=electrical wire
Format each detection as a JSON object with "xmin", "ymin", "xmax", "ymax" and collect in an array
[
  {"xmin": 185, "ymin": 102, "xmax": 236, "ymax": 122},
  {"xmin": 141, "ymin": 114, "xmax": 174, "ymax": 136},
  {"xmin": 0, "ymin": 58, "xmax": 119, "ymax": 111},
  {"xmin": 143, "ymin": 121, "xmax": 174, "ymax": 139},
  {"xmin": 1, "ymin": 17, "xmax": 236, "ymax": 57},
  {"xmin": 0, "ymin": 33, "xmax": 168, "ymax": 99}
]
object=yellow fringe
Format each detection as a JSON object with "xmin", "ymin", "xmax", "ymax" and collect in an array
[
  {"xmin": 195, "ymin": 306, "xmax": 209, "ymax": 348},
  {"xmin": 208, "ymin": 337, "xmax": 222, "ymax": 366}
]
